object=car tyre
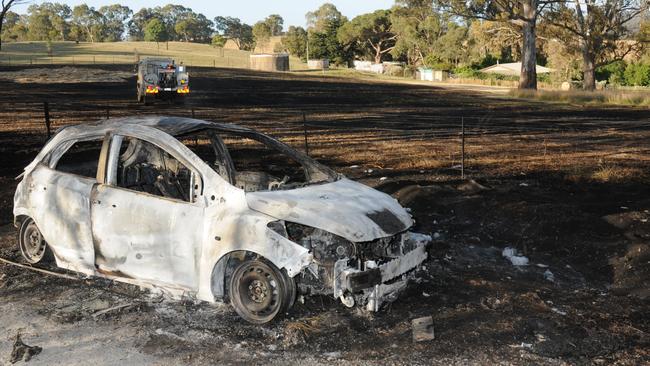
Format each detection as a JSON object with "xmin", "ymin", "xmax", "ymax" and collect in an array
[
  {"xmin": 229, "ymin": 259, "xmax": 288, "ymax": 324},
  {"xmin": 18, "ymin": 218, "xmax": 52, "ymax": 264}
]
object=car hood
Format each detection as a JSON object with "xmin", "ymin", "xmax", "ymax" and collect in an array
[{"xmin": 246, "ymin": 178, "xmax": 413, "ymax": 242}]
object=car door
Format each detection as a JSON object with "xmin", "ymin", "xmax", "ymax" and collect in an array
[
  {"xmin": 90, "ymin": 134, "xmax": 205, "ymax": 290},
  {"xmin": 28, "ymin": 137, "xmax": 105, "ymax": 275}
]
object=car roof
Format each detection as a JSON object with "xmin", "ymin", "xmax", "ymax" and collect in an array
[{"xmin": 58, "ymin": 116, "xmax": 253, "ymax": 137}]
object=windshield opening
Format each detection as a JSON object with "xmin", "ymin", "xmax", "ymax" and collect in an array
[{"xmin": 178, "ymin": 128, "xmax": 337, "ymax": 192}]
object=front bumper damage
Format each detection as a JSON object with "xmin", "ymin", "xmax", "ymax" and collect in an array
[{"xmin": 333, "ymin": 232, "xmax": 431, "ymax": 311}]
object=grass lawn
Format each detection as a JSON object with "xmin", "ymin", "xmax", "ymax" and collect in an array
[{"xmin": 0, "ymin": 41, "xmax": 308, "ymax": 70}]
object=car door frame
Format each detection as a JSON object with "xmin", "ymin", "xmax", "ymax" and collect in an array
[
  {"xmin": 28, "ymin": 133, "xmax": 109, "ymax": 275},
  {"xmin": 90, "ymin": 128, "xmax": 209, "ymax": 289}
]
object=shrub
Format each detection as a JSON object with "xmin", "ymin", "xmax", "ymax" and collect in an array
[
  {"xmin": 624, "ymin": 63, "xmax": 650, "ymax": 86},
  {"xmin": 597, "ymin": 60, "xmax": 626, "ymax": 85}
]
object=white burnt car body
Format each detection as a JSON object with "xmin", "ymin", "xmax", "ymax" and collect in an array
[{"xmin": 13, "ymin": 116, "xmax": 430, "ymax": 323}]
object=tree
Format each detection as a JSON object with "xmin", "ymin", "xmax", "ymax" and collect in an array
[
  {"xmin": 252, "ymin": 21, "xmax": 272, "ymax": 49},
  {"xmin": 467, "ymin": 20, "xmax": 522, "ymax": 63},
  {"xmin": 303, "ymin": 3, "xmax": 351, "ymax": 64},
  {"xmin": 439, "ymin": 0, "xmax": 553, "ymax": 89},
  {"xmin": 128, "ymin": 8, "xmax": 157, "ymax": 41},
  {"xmin": 158, "ymin": 4, "xmax": 192, "ymax": 41},
  {"xmin": 28, "ymin": 2, "xmax": 72, "ymax": 41},
  {"xmin": 265, "ymin": 14, "xmax": 284, "ymax": 36},
  {"xmin": 0, "ymin": 10, "xmax": 25, "ymax": 42},
  {"xmin": 98, "ymin": 4, "xmax": 132, "ymax": 42},
  {"xmin": 0, "ymin": 0, "xmax": 29, "ymax": 50},
  {"xmin": 306, "ymin": 3, "xmax": 345, "ymax": 32},
  {"xmin": 72, "ymin": 4, "xmax": 103, "ymax": 43},
  {"xmin": 281, "ymin": 26, "xmax": 308, "ymax": 59},
  {"xmin": 390, "ymin": 0, "xmax": 444, "ymax": 66},
  {"xmin": 175, "ymin": 12, "xmax": 213, "ymax": 43},
  {"xmin": 543, "ymin": 0, "xmax": 649, "ymax": 90},
  {"xmin": 211, "ymin": 34, "xmax": 226, "ymax": 47},
  {"xmin": 26, "ymin": 5, "xmax": 56, "ymax": 41},
  {"xmin": 144, "ymin": 17, "xmax": 168, "ymax": 44},
  {"xmin": 434, "ymin": 21, "xmax": 470, "ymax": 67},
  {"xmin": 214, "ymin": 16, "xmax": 254, "ymax": 50},
  {"xmin": 338, "ymin": 10, "xmax": 396, "ymax": 64}
]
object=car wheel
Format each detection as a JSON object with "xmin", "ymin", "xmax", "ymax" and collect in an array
[
  {"xmin": 279, "ymin": 268, "xmax": 297, "ymax": 311},
  {"xmin": 18, "ymin": 218, "xmax": 52, "ymax": 264},
  {"xmin": 229, "ymin": 259, "xmax": 287, "ymax": 324}
]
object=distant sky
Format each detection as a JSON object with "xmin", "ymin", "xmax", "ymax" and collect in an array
[{"xmin": 13, "ymin": 1, "xmax": 396, "ymax": 29}]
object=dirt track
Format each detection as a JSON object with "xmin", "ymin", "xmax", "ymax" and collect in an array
[{"xmin": 0, "ymin": 65, "xmax": 648, "ymax": 365}]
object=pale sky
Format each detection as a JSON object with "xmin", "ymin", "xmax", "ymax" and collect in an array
[{"xmin": 13, "ymin": 1, "xmax": 396, "ymax": 29}]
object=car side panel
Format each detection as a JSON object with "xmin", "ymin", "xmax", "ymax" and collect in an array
[
  {"xmin": 90, "ymin": 184, "xmax": 204, "ymax": 290},
  {"xmin": 26, "ymin": 164, "xmax": 97, "ymax": 275}
]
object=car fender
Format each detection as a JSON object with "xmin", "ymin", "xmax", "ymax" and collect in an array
[{"xmin": 196, "ymin": 208, "xmax": 312, "ymax": 303}]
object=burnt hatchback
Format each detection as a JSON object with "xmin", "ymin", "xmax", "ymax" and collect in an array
[{"xmin": 13, "ymin": 116, "xmax": 431, "ymax": 323}]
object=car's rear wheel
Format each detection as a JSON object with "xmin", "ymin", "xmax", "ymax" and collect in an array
[
  {"xmin": 229, "ymin": 259, "xmax": 287, "ymax": 324},
  {"xmin": 18, "ymin": 218, "xmax": 51, "ymax": 264}
]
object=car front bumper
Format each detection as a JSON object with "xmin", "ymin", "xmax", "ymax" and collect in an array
[{"xmin": 333, "ymin": 231, "xmax": 431, "ymax": 311}]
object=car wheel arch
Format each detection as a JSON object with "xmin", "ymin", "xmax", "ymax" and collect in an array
[{"xmin": 210, "ymin": 250, "xmax": 267, "ymax": 301}]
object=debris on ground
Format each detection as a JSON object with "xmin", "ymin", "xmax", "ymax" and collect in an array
[
  {"xmin": 457, "ymin": 179, "xmax": 490, "ymax": 195},
  {"xmin": 543, "ymin": 269, "xmax": 555, "ymax": 282},
  {"xmin": 323, "ymin": 351, "xmax": 342, "ymax": 360},
  {"xmin": 502, "ymin": 247, "xmax": 529, "ymax": 266},
  {"xmin": 10, "ymin": 333, "xmax": 42, "ymax": 364},
  {"xmin": 412, "ymin": 316, "xmax": 435, "ymax": 342}
]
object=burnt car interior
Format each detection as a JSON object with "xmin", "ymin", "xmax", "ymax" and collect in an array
[
  {"xmin": 179, "ymin": 129, "xmax": 333, "ymax": 192},
  {"xmin": 114, "ymin": 137, "xmax": 192, "ymax": 202}
]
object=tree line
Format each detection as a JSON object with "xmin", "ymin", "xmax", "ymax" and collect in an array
[{"xmin": 1, "ymin": 1, "xmax": 649, "ymax": 90}]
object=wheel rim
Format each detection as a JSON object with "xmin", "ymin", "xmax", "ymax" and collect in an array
[
  {"xmin": 231, "ymin": 261, "xmax": 283, "ymax": 323},
  {"xmin": 21, "ymin": 221, "xmax": 46, "ymax": 263}
]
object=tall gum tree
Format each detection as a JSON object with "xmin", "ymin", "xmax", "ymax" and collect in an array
[
  {"xmin": 338, "ymin": 10, "xmax": 396, "ymax": 64},
  {"xmin": 440, "ymin": 0, "xmax": 553, "ymax": 89},
  {"xmin": 0, "ymin": 0, "xmax": 28, "ymax": 50},
  {"xmin": 543, "ymin": 0, "xmax": 649, "ymax": 90}
]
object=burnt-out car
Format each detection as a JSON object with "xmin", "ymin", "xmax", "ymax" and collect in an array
[{"xmin": 13, "ymin": 116, "xmax": 431, "ymax": 323}]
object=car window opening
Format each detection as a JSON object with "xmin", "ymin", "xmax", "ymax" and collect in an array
[
  {"xmin": 116, "ymin": 137, "xmax": 192, "ymax": 202},
  {"xmin": 54, "ymin": 139, "xmax": 103, "ymax": 179}
]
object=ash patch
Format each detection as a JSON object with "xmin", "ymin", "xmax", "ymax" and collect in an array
[{"xmin": 366, "ymin": 209, "xmax": 405, "ymax": 234}]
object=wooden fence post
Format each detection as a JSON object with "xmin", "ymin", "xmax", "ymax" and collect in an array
[
  {"xmin": 44, "ymin": 102, "xmax": 51, "ymax": 138},
  {"xmin": 302, "ymin": 113, "xmax": 309, "ymax": 156},
  {"xmin": 461, "ymin": 117, "xmax": 465, "ymax": 179}
]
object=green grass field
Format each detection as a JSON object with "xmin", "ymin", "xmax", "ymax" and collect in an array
[{"xmin": 0, "ymin": 41, "xmax": 308, "ymax": 70}]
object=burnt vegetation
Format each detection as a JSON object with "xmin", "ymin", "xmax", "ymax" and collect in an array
[{"xmin": 0, "ymin": 65, "xmax": 648, "ymax": 364}]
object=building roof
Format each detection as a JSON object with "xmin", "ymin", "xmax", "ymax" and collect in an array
[{"xmin": 480, "ymin": 62, "xmax": 552, "ymax": 76}]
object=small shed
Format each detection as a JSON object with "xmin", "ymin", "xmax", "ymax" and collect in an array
[
  {"xmin": 249, "ymin": 53, "xmax": 290, "ymax": 72},
  {"xmin": 307, "ymin": 59, "xmax": 329, "ymax": 70},
  {"xmin": 418, "ymin": 68, "xmax": 448, "ymax": 82}
]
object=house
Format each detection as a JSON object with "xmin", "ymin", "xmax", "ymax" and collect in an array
[{"xmin": 480, "ymin": 62, "xmax": 552, "ymax": 76}]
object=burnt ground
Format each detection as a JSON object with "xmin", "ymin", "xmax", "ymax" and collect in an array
[{"xmin": 0, "ymin": 65, "xmax": 648, "ymax": 365}]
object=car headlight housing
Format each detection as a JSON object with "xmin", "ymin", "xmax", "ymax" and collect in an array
[{"xmin": 283, "ymin": 222, "xmax": 356, "ymax": 264}]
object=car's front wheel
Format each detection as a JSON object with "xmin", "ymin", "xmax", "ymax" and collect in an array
[
  {"xmin": 18, "ymin": 218, "xmax": 52, "ymax": 264},
  {"xmin": 229, "ymin": 259, "xmax": 290, "ymax": 324}
]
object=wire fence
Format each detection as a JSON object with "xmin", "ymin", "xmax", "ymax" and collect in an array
[{"xmin": 1, "ymin": 101, "xmax": 648, "ymax": 180}]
